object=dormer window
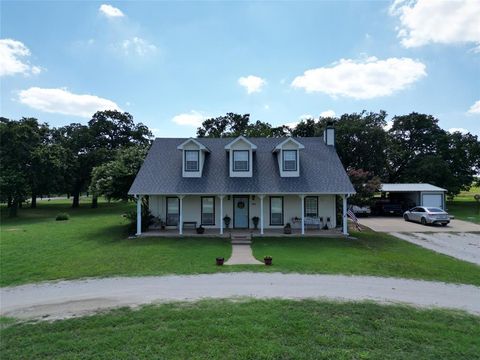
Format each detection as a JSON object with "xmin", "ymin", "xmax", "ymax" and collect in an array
[
  {"xmin": 282, "ymin": 150, "xmax": 297, "ymax": 171},
  {"xmin": 272, "ymin": 137, "xmax": 304, "ymax": 178},
  {"xmin": 225, "ymin": 136, "xmax": 257, "ymax": 178},
  {"xmin": 233, "ymin": 150, "xmax": 249, "ymax": 172},
  {"xmin": 185, "ymin": 150, "xmax": 199, "ymax": 172},
  {"xmin": 177, "ymin": 138, "xmax": 210, "ymax": 178}
]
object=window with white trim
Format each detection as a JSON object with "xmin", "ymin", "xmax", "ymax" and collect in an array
[
  {"xmin": 233, "ymin": 150, "xmax": 249, "ymax": 171},
  {"xmin": 201, "ymin": 197, "xmax": 215, "ymax": 225},
  {"xmin": 185, "ymin": 150, "xmax": 199, "ymax": 172},
  {"xmin": 270, "ymin": 196, "xmax": 284, "ymax": 225},
  {"xmin": 283, "ymin": 150, "xmax": 297, "ymax": 171},
  {"xmin": 166, "ymin": 197, "xmax": 179, "ymax": 226},
  {"xmin": 305, "ymin": 196, "xmax": 318, "ymax": 218}
]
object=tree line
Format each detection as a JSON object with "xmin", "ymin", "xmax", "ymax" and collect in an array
[
  {"xmin": 0, "ymin": 111, "xmax": 151, "ymax": 217},
  {"xmin": 1, "ymin": 110, "xmax": 479, "ymax": 217},
  {"xmin": 195, "ymin": 111, "xmax": 480, "ymax": 201}
]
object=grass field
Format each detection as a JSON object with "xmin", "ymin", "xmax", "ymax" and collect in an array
[
  {"xmin": 2, "ymin": 199, "xmax": 480, "ymax": 287},
  {"xmin": 448, "ymin": 185, "xmax": 480, "ymax": 224},
  {"xmin": 1, "ymin": 299, "xmax": 479, "ymax": 359},
  {"xmin": 0, "ymin": 199, "xmax": 232, "ymax": 286}
]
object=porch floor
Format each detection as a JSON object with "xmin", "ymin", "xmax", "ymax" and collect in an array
[{"xmin": 140, "ymin": 227, "xmax": 344, "ymax": 238}]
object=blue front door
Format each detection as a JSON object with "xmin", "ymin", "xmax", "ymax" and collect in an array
[{"xmin": 234, "ymin": 196, "xmax": 249, "ymax": 228}]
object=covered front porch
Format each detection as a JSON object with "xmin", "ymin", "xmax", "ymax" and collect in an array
[
  {"xmin": 140, "ymin": 227, "xmax": 344, "ymax": 238},
  {"xmin": 135, "ymin": 193, "xmax": 350, "ymax": 237}
]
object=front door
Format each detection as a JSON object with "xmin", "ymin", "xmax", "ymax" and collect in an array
[{"xmin": 233, "ymin": 196, "xmax": 249, "ymax": 228}]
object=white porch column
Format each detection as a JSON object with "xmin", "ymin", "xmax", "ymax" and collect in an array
[
  {"xmin": 259, "ymin": 195, "xmax": 265, "ymax": 235},
  {"xmin": 178, "ymin": 195, "xmax": 184, "ymax": 235},
  {"xmin": 299, "ymin": 194, "xmax": 305, "ymax": 235},
  {"xmin": 342, "ymin": 194, "xmax": 348, "ymax": 236},
  {"xmin": 136, "ymin": 195, "xmax": 142, "ymax": 236},
  {"xmin": 219, "ymin": 195, "xmax": 224, "ymax": 235}
]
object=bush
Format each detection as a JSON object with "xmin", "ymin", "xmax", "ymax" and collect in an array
[
  {"xmin": 124, "ymin": 207, "xmax": 154, "ymax": 234},
  {"xmin": 55, "ymin": 213, "xmax": 70, "ymax": 221}
]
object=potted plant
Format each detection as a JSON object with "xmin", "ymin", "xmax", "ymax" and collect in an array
[
  {"xmin": 216, "ymin": 257, "xmax": 224, "ymax": 266},
  {"xmin": 223, "ymin": 215, "xmax": 231, "ymax": 229},
  {"xmin": 252, "ymin": 216, "xmax": 259, "ymax": 229},
  {"xmin": 264, "ymin": 256, "xmax": 272, "ymax": 266},
  {"xmin": 196, "ymin": 225, "xmax": 205, "ymax": 234},
  {"xmin": 283, "ymin": 223, "xmax": 292, "ymax": 234}
]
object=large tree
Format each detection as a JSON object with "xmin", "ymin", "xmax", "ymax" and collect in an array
[
  {"xmin": 387, "ymin": 113, "xmax": 480, "ymax": 196},
  {"xmin": 0, "ymin": 118, "xmax": 64, "ymax": 214},
  {"xmin": 197, "ymin": 113, "xmax": 289, "ymax": 138},
  {"xmin": 87, "ymin": 111, "xmax": 151, "ymax": 207},
  {"xmin": 90, "ymin": 145, "xmax": 149, "ymax": 202}
]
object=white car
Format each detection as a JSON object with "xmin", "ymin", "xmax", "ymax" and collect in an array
[{"xmin": 403, "ymin": 207, "xmax": 450, "ymax": 226}]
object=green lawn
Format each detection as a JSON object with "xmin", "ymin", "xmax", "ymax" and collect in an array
[
  {"xmin": 1, "ymin": 199, "xmax": 480, "ymax": 287},
  {"xmin": 0, "ymin": 199, "xmax": 231, "ymax": 286},
  {"xmin": 251, "ymin": 233, "xmax": 480, "ymax": 285},
  {"xmin": 447, "ymin": 185, "xmax": 480, "ymax": 224},
  {"xmin": 1, "ymin": 299, "xmax": 479, "ymax": 359}
]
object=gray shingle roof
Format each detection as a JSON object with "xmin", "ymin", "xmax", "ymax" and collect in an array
[{"xmin": 128, "ymin": 137, "xmax": 355, "ymax": 195}]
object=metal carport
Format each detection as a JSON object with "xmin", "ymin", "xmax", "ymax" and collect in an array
[{"xmin": 380, "ymin": 183, "xmax": 447, "ymax": 210}]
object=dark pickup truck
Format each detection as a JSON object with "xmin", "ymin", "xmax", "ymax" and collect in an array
[{"xmin": 373, "ymin": 202, "xmax": 403, "ymax": 216}]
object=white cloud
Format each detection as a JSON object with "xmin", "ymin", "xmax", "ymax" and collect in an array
[
  {"xmin": 99, "ymin": 4, "xmax": 124, "ymax": 18},
  {"xmin": 171, "ymin": 111, "xmax": 207, "ymax": 127},
  {"xmin": 448, "ymin": 127, "xmax": 468, "ymax": 134},
  {"xmin": 320, "ymin": 110, "xmax": 336, "ymax": 118},
  {"xmin": 291, "ymin": 56, "xmax": 426, "ymax": 99},
  {"xmin": 390, "ymin": 0, "xmax": 480, "ymax": 49},
  {"xmin": 467, "ymin": 100, "xmax": 480, "ymax": 114},
  {"xmin": 18, "ymin": 87, "xmax": 121, "ymax": 118},
  {"xmin": 0, "ymin": 39, "xmax": 41, "ymax": 77},
  {"xmin": 121, "ymin": 37, "xmax": 157, "ymax": 57},
  {"xmin": 238, "ymin": 75, "xmax": 266, "ymax": 94},
  {"xmin": 384, "ymin": 121, "xmax": 394, "ymax": 131}
]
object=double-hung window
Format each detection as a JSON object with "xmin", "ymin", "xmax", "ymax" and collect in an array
[
  {"xmin": 185, "ymin": 150, "xmax": 199, "ymax": 172},
  {"xmin": 166, "ymin": 197, "xmax": 179, "ymax": 226},
  {"xmin": 283, "ymin": 150, "xmax": 297, "ymax": 171},
  {"xmin": 305, "ymin": 196, "xmax": 318, "ymax": 218},
  {"xmin": 201, "ymin": 197, "xmax": 215, "ymax": 225},
  {"xmin": 233, "ymin": 150, "xmax": 249, "ymax": 171},
  {"xmin": 270, "ymin": 196, "xmax": 284, "ymax": 225}
]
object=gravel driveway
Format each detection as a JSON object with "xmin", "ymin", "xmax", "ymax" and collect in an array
[
  {"xmin": 391, "ymin": 232, "xmax": 480, "ymax": 265},
  {"xmin": 359, "ymin": 217, "xmax": 480, "ymax": 232},
  {"xmin": 1, "ymin": 273, "xmax": 479, "ymax": 320}
]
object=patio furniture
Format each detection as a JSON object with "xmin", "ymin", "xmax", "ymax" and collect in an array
[{"xmin": 182, "ymin": 221, "xmax": 197, "ymax": 229}]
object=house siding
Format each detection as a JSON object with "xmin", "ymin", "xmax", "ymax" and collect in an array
[{"xmin": 148, "ymin": 194, "xmax": 337, "ymax": 229}]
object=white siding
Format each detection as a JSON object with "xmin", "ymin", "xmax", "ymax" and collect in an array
[{"xmin": 148, "ymin": 194, "xmax": 337, "ymax": 229}]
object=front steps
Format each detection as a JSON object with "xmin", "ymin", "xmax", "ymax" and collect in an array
[{"xmin": 230, "ymin": 233, "xmax": 252, "ymax": 245}]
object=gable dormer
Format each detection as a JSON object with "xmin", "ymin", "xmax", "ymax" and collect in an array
[
  {"xmin": 272, "ymin": 137, "xmax": 305, "ymax": 177},
  {"xmin": 177, "ymin": 138, "xmax": 210, "ymax": 177},
  {"xmin": 224, "ymin": 136, "xmax": 257, "ymax": 178}
]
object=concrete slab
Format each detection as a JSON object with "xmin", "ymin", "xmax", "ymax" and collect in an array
[{"xmin": 359, "ymin": 217, "xmax": 480, "ymax": 233}]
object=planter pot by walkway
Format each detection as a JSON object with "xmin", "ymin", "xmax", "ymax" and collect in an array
[
  {"xmin": 216, "ymin": 257, "xmax": 224, "ymax": 266},
  {"xmin": 264, "ymin": 256, "xmax": 272, "ymax": 266}
]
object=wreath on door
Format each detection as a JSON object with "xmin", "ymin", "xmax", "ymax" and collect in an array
[{"xmin": 237, "ymin": 201, "xmax": 245, "ymax": 209}]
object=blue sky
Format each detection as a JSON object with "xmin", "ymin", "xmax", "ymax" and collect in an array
[{"xmin": 1, "ymin": 0, "xmax": 479, "ymax": 137}]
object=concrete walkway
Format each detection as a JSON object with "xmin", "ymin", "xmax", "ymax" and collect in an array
[
  {"xmin": 391, "ymin": 232, "xmax": 480, "ymax": 265},
  {"xmin": 225, "ymin": 244, "xmax": 263, "ymax": 265},
  {"xmin": 1, "ymin": 273, "xmax": 479, "ymax": 320}
]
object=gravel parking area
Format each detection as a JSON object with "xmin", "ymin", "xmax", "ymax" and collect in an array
[
  {"xmin": 391, "ymin": 232, "xmax": 480, "ymax": 265},
  {"xmin": 359, "ymin": 217, "xmax": 480, "ymax": 232}
]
